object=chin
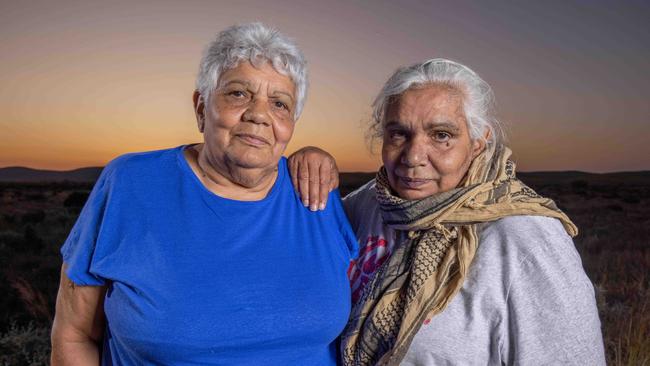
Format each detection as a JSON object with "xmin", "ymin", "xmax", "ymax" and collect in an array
[
  {"xmin": 389, "ymin": 178, "xmax": 439, "ymax": 201},
  {"xmin": 227, "ymin": 148, "xmax": 279, "ymax": 169},
  {"xmin": 227, "ymin": 155, "xmax": 272, "ymax": 170},
  {"xmin": 396, "ymin": 189, "xmax": 437, "ymax": 200}
]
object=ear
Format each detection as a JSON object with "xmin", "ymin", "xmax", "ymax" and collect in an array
[
  {"xmin": 471, "ymin": 129, "xmax": 490, "ymax": 159},
  {"xmin": 193, "ymin": 90, "xmax": 206, "ymax": 133}
]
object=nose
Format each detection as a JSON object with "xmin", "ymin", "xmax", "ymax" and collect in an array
[
  {"xmin": 400, "ymin": 138, "xmax": 427, "ymax": 167},
  {"xmin": 242, "ymin": 98, "xmax": 271, "ymax": 126}
]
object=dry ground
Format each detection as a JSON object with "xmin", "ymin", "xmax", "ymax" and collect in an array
[{"xmin": 1, "ymin": 172, "xmax": 649, "ymax": 365}]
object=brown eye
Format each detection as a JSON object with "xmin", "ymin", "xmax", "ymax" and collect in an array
[
  {"xmin": 274, "ymin": 100, "xmax": 289, "ymax": 110},
  {"xmin": 224, "ymin": 90, "xmax": 249, "ymax": 106},
  {"xmin": 391, "ymin": 131, "xmax": 406, "ymax": 139},
  {"xmin": 229, "ymin": 90, "xmax": 246, "ymax": 98},
  {"xmin": 386, "ymin": 130, "xmax": 407, "ymax": 144},
  {"xmin": 433, "ymin": 131, "xmax": 451, "ymax": 142}
]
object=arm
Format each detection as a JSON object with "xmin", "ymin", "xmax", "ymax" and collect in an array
[
  {"xmin": 499, "ymin": 217, "xmax": 605, "ymax": 365},
  {"xmin": 288, "ymin": 146, "xmax": 340, "ymax": 211},
  {"xmin": 51, "ymin": 265, "xmax": 107, "ymax": 365}
]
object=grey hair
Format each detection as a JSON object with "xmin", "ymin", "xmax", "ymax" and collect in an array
[
  {"xmin": 371, "ymin": 58, "xmax": 505, "ymax": 149},
  {"xmin": 196, "ymin": 22, "xmax": 308, "ymax": 119}
]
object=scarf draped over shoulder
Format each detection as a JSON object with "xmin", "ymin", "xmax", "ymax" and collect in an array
[{"xmin": 340, "ymin": 146, "xmax": 577, "ymax": 366}]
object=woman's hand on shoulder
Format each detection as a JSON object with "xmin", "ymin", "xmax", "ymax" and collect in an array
[{"xmin": 288, "ymin": 146, "xmax": 339, "ymax": 211}]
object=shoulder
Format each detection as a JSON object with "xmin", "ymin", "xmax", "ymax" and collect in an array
[
  {"xmin": 475, "ymin": 215, "xmax": 588, "ymax": 294},
  {"xmin": 342, "ymin": 179, "xmax": 377, "ymax": 227},
  {"xmin": 472, "ymin": 215, "xmax": 591, "ymax": 310},
  {"xmin": 105, "ymin": 146, "xmax": 180, "ymax": 175},
  {"xmin": 343, "ymin": 178, "xmax": 377, "ymax": 210},
  {"xmin": 100, "ymin": 146, "xmax": 182, "ymax": 186},
  {"xmin": 478, "ymin": 215, "xmax": 595, "ymax": 313},
  {"xmin": 481, "ymin": 215, "xmax": 570, "ymax": 241},
  {"xmin": 479, "ymin": 217, "xmax": 604, "ymax": 364},
  {"xmin": 478, "ymin": 215, "xmax": 579, "ymax": 264}
]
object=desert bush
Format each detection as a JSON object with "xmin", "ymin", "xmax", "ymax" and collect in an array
[
  {"xmin": 1, "ymin": 174, "xmax": 649, "ymax": 364},
  {"xmin": 25, "ymin": 193, "xmax": 46, "ymax": 201},
  {"xmin": 606, "ymin": 204, "xmax": 624, "ymax": 212},
  {"xmin": 0, "ymin": 230, "xmax": 23, "ymax": 251},
  {"xmin": 571, "ymin": 179, "xmax": 589, "ymax": 194},
  {"xmin": 620, "ymin": 194, "xmax": 641, "ymax": 204},
  {"xmin": 7, "ymin": 276, "xmax": 52, "ymax": 322},
  {"xmin": 0, "ymin": 322, "xmax": 50, "ymax": 366},
  {"xmin": 63, "ymin": 191, "xmax": 89, "ymax": 208},
  {"xmin": 599, "ymin": 276, "xmax": 650, "ymax": 365},
  {"xmin": 21, "ymin": 226, "xmax": 43, "ymax": 254},
  {"xmin": 21, "ymin": 211, "xmax": 45, "ymax": 225},
  {"xmin": 3, "ymin": 214, "xmax": 16, "ymax": 225}
]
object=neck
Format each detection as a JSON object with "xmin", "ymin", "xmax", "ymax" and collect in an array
[{"xmin": 185, "ymin": 144, "xmax": 278, "ymax": 201}]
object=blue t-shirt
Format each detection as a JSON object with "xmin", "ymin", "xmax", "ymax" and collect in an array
[{"xmin": 61, "ymin": 146, "xmax": 358, "ymax": 365}]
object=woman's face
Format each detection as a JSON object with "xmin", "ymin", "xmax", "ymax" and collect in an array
[
  {"xmin": 195, "ymin": 61, "xmax": 296, "ymax": 172},
  {"xmin": 381, "ymin": 85, "xmax": 485, "ymax": 200}
]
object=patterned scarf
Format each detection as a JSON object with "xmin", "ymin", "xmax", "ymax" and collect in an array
[{"xmin": 340, "ymin": 146, "xmax": 577, "ymax": 366}]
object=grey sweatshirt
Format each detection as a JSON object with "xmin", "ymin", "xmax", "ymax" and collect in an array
[{"xmin": 343, "ymin": 180, "xmax": 605, "ymax": 365}]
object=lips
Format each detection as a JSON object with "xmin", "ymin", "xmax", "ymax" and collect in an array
[
  {"xmin": 397, "ymin": 176, "xmax": 432, "ymax": 189},
  {"xmin": 235, "ymin": 133, "xmax": 270, "ymax": 146}
]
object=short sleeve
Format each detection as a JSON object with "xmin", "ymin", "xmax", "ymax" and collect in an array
[
  {"xmin": 500, "ymin": 216, "xmax": 606, "ymax": 365},
  {"xmin": 329, "ymin": 189, "xmax": 359, "ymax": 260},
  {"xmin": 60, "ymin": 164, "xmax": 115, "ymax": 286}
]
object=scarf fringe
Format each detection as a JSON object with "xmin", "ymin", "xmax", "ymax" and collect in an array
[{"xmin": 341, "ymin": 146, "xmax": 577, "ymax": 366}]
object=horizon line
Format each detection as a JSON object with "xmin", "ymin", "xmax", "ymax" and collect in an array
[{"xmin": 1, "ymin": 165, "xmax": 649, "ymax": 175}]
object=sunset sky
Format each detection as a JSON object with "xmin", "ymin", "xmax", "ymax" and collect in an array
[{"xmin": 1, "ymin": 0, "xmax": 648, "ymax": 172}]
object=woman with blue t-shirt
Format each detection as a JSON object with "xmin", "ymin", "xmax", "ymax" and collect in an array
[{"xmin": 50, "ymin": 23, "xmax": 357, "ymax": 365}]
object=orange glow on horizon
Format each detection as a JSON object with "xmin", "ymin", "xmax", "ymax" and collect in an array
[{"xmin": 1, "ymin": 1, "xmax": 648, "ymax": 173}]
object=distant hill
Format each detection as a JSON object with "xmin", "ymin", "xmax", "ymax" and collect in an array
[
  {"xmin": 341, "ymin": 171, "xmax": 650, "ymax": 186},
  {"xmin": 0, "ymin": 167, "xmax": 103, "ymax": 182},
  {"xmin": 339, "ymin": 170, "xmax": 650, "ymax": 196},
  {"xmin": 517, "ymin": 170, "xmax": 650, "ymax": 186},
  {"xmin": 1, "ymin": 166, "xmax": 649, "ymax": 187}
]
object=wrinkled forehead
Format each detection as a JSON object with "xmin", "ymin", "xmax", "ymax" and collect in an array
[
  {"xmin": 217, "ymin": 60, "xmax": 296, "ymax": 94},
  {"xmin": 395, "ymin": 83, "xmax": 463, "ymax": 104},
  {"xmin": 384, "ymin": 84, "xmax": 466, "ymax": 125},
  {"xmin": 219, "ymin": 56, "xmax": 292, "ymax": 85}
]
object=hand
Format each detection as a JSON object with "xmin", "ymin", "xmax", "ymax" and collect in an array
[{"xmin": 288, "ymin": 146, "xmax": 339, "ymax": 211}]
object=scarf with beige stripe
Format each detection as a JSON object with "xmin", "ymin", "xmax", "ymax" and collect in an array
[{"xmin": 340, "ymin": 146, "xmax": 577, "ymax": 366}]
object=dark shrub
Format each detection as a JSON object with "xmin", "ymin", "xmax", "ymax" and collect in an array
[
  {"xmin": 571, "ymin": 179, "xmax": 589, "ymax": 195},
  {"xmin": 621, "ymin": 194, "xmax": 641, "ymax": 204},
  {"xmin": 21, "ymin": 211, "xmax": 45, "ymax": 224},
  {"xmin": 0, "ymin": 321, "xmax": 50, "ymax": 366},
  {"xmin": 3, "ymin": 214, "xmax": 16, "ymax": 224},
  {"xmin": 606, "ymin": 204, "xmax": 623, "ymax": 212},
  {"xmin": 22, "ymin": 226, "xmax": 43, "ymax": 254},
  {"xmin": 26, "ymin": 192, "xmax": 46, "ymax": 201},
  {"xmin": 63, "ymin": 191, "xmax": 89, "ymax": 208}
]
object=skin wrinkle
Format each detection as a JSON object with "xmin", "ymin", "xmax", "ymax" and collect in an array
[
  {"xmin": 381, "ymin": 85, "xmax": 485, "ymax": 200},
  {"xmin": 189, "ymin": 61, "xmax": 296, "ymax": 200},
  {"xmin": 221, "ymin": 79, "xmax": 295, "ymax": 106}
]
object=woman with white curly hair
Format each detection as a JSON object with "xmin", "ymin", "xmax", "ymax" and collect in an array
[
  {"xmin": 51, "ymin": 22, "xmax": 357, "ymax": 365},
  {"xmin": 290, "ymin": 58, "xmax": 605, "ymax": 365}
]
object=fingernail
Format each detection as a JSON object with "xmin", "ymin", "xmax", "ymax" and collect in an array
[
  {"xmin": 319, "ymin": 203, "xmax": 325, "ymax": 210},
  {"xmin": 303, "ymin": 200, "xmax": 309, "ymax": 207},
  {"xmin": 310, "ymin": 205, "xmax": 317, "ymax": 212}
]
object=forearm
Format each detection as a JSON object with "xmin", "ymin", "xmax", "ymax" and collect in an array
[
  {"xmin": 51, "ymin": 266, "xmax": 106, "ymax": 365},
  {"xmin": 51, "ymin": 330, "xmax": 101, "ymax": 365}
]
